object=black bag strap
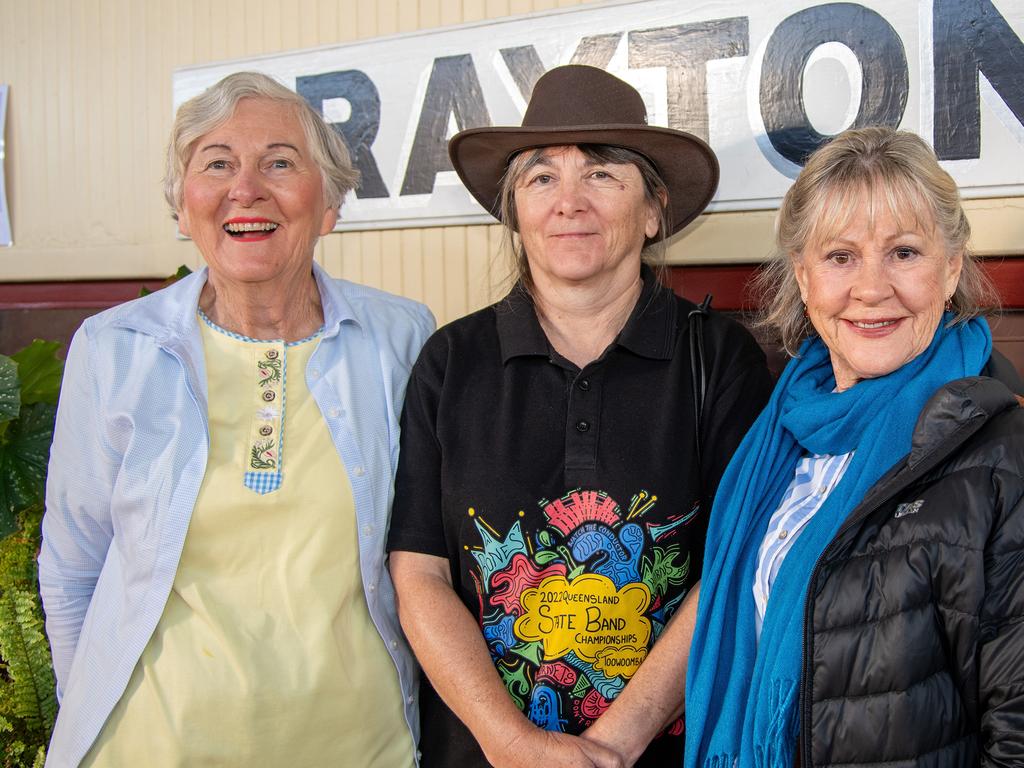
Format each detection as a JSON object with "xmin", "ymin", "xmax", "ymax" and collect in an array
[{"xmin": 688, "ymin": 294, "xmax": 713, "ymax": 472}]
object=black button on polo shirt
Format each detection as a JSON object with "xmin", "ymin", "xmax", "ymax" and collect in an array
[{"xmin": 547, "ymin": 352, "xmax": 604, "ymax": 481}]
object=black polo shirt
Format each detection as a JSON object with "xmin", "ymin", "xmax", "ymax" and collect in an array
[{"xmin": 388, "ymin": 270, "xmax": 773, "ymax": 767}]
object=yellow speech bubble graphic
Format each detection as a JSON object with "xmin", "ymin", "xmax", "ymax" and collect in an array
[{"xmin": 515, "ymin": 573, "xmax": 652, "ymax": 678}]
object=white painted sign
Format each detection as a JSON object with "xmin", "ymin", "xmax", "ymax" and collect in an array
[
  {"xmin": 0, "ymin": 85, "xmax": 11, "ymax": 247},
  {"xmin": 173, "ymin": 0, "xmax": 1024, "ymax": 232}
]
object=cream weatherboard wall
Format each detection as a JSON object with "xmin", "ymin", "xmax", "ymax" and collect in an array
[
  {"xmin": 0, "ymin": 0, "xmax": 540, "ymax": 324},
  {"xmin": 1, "ymin": 0, "xmax": 1023, "ymax": 326}
]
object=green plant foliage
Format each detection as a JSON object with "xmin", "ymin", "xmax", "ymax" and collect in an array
[
  {"xmin": 0, "ymin": 505, "xmax": 41, "ymax": 591},
  {"xmin": 171, "ymin": 264, "xmax": 193, "ymax": 281},
  {"xmin": 0, "ymin": 405, "xmax": 57, "ymax": 541},
  {"xmin": 0, "ymin": 342, "xmax": 63, "ymax": 539},
  {"xmin": 0, "ymin": 340, "xmax": 62, "ymax": 765},
  {"xmin": 0, "ymin": 358, "xmax": 18, "ymax": 425},
  {"xmin": 10, "ymin": 342, "xmax": 63, "ymax": 407},
  {"xmin": 0, "ymin": 588, "xmax": 57, "ymax": 739},
  {"xmin": 0, "ymin": 504, "xmax": 54, "ymax": 765},
  {"xmin": 139, "ymin": 264, "xmax": 193, "ymax": 297}
]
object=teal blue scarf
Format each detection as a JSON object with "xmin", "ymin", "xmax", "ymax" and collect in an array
[{"xmin": 685, "ymin": 315, "xmax": 991, "ymax": 768}]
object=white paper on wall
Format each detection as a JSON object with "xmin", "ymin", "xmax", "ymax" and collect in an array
[{"xmin": 0, "ymin": 85, "xmax": 11, "ymax": 247}]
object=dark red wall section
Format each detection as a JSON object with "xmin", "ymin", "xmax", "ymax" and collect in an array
[{"xmin": 1, "ymin": 258, "xmax": 1022, "ymax": 373}]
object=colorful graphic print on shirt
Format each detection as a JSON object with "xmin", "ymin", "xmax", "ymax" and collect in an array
[{"xmin": 468, "ymin": 488, "xmax": 695, "ymax": 734}]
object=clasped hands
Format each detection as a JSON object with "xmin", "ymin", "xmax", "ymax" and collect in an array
[{"xmin": 484, "ymin": 717, "xmax": 637, "ymax": 768}]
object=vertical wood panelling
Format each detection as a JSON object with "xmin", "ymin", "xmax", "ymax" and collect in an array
[
  {"xmin": 487, "ymin": 223, "xmax": 513, "ymax": 302},
  {"xmin": 442, "ymin": 227, "xmax": 468, "ymax": 321},
  {"xmin": 107, "ymin": 0, "xmax": 129, "ymax": 236},
  {"xmin": 463, "ymin": 0, "xmax": 486, "ymax": 23},
  {"xmin": 465, "ymin": 224, "xmax": 493, "ymax": 314},
  {"xmin": 337, "ymin": 0, "xmax": 360, "ymax": 42},
  {"xmin": 421, "ymin": 228, "xmax": 447, "ymax": 319},
  {"xmin": 356, "ymin": 0, "xmax": 376, "ymax": 39},
  {"xmin": 284, "ymin": 1, "xmax": 298, "ymax": 54},
  {"xmin": 317, "ymin": 0, "xmax": 339, "ymax": 45},
  {"xmin": 400, "ymin": 229, "xmax": 426, "ymax": 303},
  {"xmin": 398, "ymin": 0, "xmax": 421, "ymax": 33},
  {"xmin": 380, "ymin": 230, "xmax": 404, "ymax": 297},
  {"xmin": 144, "ymin": 1, "xmax": 165, "ymax": 255},
  {"xmin": 419, "ymin": 0, "xmax": 442, "ymax": 29},
  {"xmin": 487, "ymin": 0, "xmax": 512, "ymax": 20},
  {"xmin": 339, "ymin": 231, "xmax": 364, "ymax": 285},
  {"xmin": 74, "ymin": 0, "xmax": 92, "ymax": 236},
  {"xmin": 299, "ymin": 0, "xmax": 320, "ymax": 50},
  {"xmin": 361, "ymin": 229, "xmax": 384, "ymax": 288},
  {"xmin": 440, "ymin": 0, "xmax": 461, "ymax": 25},
  {"xmin": 317, "ymin": 230, "xmax": 341, "ymax": 278},
  {"xmin": 52, "ymin": 0, "xmax": 74, "ymax": 248}
]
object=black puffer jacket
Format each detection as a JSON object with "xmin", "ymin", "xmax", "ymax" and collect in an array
[{"xmin": 801, "ymin": 374, "xmax": 1024, "ymax": 767}]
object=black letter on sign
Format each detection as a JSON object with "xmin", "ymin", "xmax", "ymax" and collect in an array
[
  {"xmin": 760, "ymin": 3, "xmax": 908, "ymax": 166},
  {"xmin": 400, "ymin": 54, "xmax": 491, "ymax": 196},
  {"xmin": 296, "ymin": 70, "xmax": 389, "ymax": 199},
  {"xmin": 501, "ymin": 46, "xmax": 547, "ymax": 101},
  {"xmin": 629, "ymin": 18, "xmax": 749, "ymax": 142},
  {"xmin": 500, "ymin": 34, "xmax": 623, "ymax": 102},
  {"xmin": 569, "ymin": 33, "xmax": 623, "ymax": 69},
  {"xmin": 934, "ymin": 0, "xmax": 1024, "ymax": 160}
]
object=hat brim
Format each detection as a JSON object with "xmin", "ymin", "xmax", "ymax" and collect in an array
[{"xmin": 448, "ymin": 124, "xmax": 719, "ymax": 238}]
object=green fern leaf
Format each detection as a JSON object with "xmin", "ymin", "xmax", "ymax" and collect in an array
[{"xmin": 0, "ymin": 588, "xmax": 57, "ymax": 740}]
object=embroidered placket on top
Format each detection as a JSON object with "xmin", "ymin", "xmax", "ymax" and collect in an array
[
  {"xmin": 247, "ymin": 344, "xmax": 286, "ymax": 494},
  {"xmin": 198, "ymin": 310, "xmax": 323, "ymax": 495}
]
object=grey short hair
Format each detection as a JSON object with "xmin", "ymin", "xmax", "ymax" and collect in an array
[
  {"xmin": 755, "ymin": 126, "xmax": 999, "ymax": 355},
  {"xmin": 496, "ymin": 144, "xmax": 670, "ymax": 289},
  {"xmin": 163, "ymin": 71, "xmax": 360, "ymax": 219}
]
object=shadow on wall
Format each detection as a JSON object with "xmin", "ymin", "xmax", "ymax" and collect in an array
[{"xmin": 0, "ymin": 308, "xmax": 94, "ymax": 357}]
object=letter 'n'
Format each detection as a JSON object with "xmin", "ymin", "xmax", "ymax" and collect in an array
[{"xmin": 933, "ymin": 0, "xmax": 1024, "ymax": 160}]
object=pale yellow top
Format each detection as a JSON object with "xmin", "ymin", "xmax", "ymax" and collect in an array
[{"xmin": 83, "ymin": 319, "xmax": 414, "ymax": 768}]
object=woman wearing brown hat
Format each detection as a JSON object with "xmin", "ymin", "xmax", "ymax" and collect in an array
[{"xmin": 387, "ymin": 65, "xmax": 773, "ymax": 768}]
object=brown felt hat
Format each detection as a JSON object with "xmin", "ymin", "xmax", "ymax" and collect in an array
[{"xmin": 448, "ymin": 65, "xmax": 719, "ymax": 237}]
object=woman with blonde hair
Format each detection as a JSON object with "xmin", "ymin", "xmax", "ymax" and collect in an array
[{"xmin": 685, "ymin": 126, "xmax": 1024, "ymax": 767}]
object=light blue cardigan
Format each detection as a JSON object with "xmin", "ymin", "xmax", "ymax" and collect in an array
[{"xmin": 39, "ymin": 263, "xmax": 434, "ymax": 766}]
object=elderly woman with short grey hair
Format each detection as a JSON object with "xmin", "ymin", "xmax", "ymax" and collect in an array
[{"xmin": 40, "ymin": 71, "xmax": 434, "ymax": 767}]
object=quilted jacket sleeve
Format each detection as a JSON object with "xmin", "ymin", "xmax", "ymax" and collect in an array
[{"xmin": 978, "ymin": 409, "xmax": 1024, "ymax": 765}]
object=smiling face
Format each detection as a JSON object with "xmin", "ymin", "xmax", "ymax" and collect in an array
[
  {"xmin": 794, "ymin": 192, "xmax": 963, "ymax": 391},
  {"xmin": 512, "ymin": 145, "xmax": 660, "ymax": 292},
  {"xmin": 177, "ymin": 97, "xmax": 338, "ymax": 289}
]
